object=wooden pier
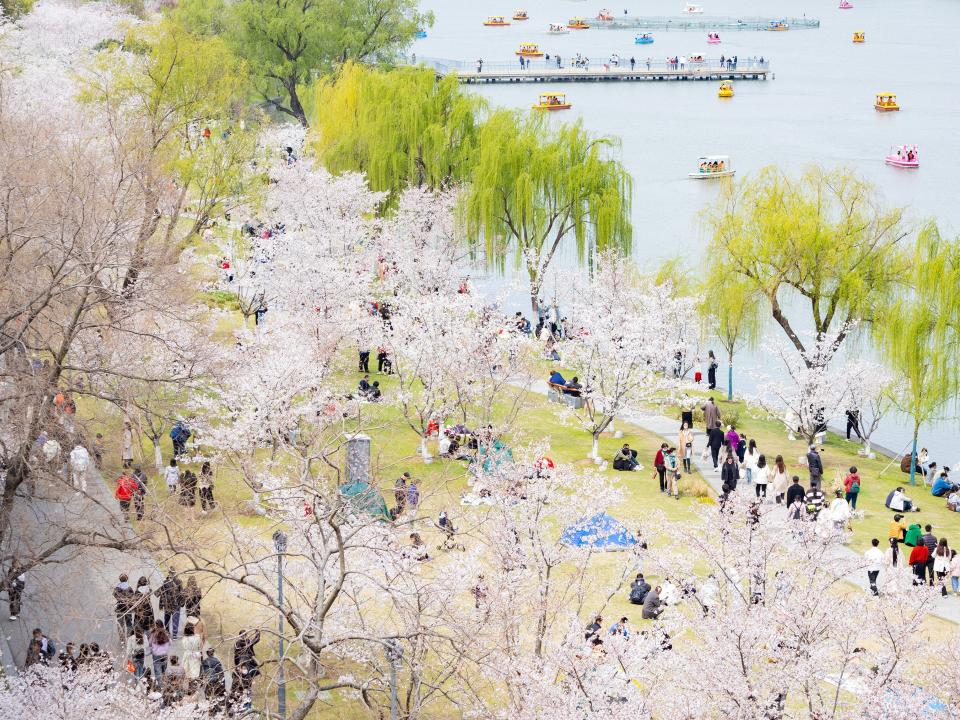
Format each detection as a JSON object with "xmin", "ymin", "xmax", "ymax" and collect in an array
[
  {"xmin": 454, "ymin": 65, "xmax": 771, "ymax": 84},
  {"xmin": 408, "ymin": 58, "xmax": 773, "ymax": 84}
]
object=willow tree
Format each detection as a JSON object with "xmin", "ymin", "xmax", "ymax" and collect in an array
[
  {"xmin": 699, "ymin": 276, "xmax": 761, "ymax": 401},
  {"xmin": 702, "ymin": 166, "xmax": 908, "ymax": 365},
  {"xmin": 873, "ymin": 224, "xmax": 960, "ymax": 485},
  {"xmin": 463, "ymin": 110, "xmax": 632, "ymax": 317},
  {"xmin": 312, "ymin": 64, "xmax": 482, "ymax": 203}
]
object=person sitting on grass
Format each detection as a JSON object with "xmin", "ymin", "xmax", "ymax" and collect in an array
[
  {"xmin": 367, "ymin": 381, "xmax": 382, "ymax": 402},
  {"xmin": 885, "ymin": 486, "xmax": 919, "ymax": 512},
  {"xmin": 931, "ymin": 470, "xmax": 958, "ymax": 498},
  {"xmin": 629, "ymin": 573, "xmax": 651, "ymax": 605},
  {"xmin": 641, "ymin": 586, "xmax": 663, "ymax": 620},
  {"xmin": 613, "ymin": 444, "xmax": 639, "ymax": 472}
]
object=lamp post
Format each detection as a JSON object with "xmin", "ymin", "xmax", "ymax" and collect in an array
[
  {"xmin": 385, "ymin": 640, "xmax": 402, "ymax": 720},
  {"xmin": 273, "ymin": 530, "xmax": 288, "ymax": 719}
]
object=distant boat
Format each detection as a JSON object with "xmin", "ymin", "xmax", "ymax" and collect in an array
[
  {"xmin": 682, "ymin": 3, "xmax": 704, "ymax": 14},
  {"xmin": 548, "ymin": 22, "xmax": 570, "ymax": 34},
  {"xmin": 635, "ymin": 33, "xmax": 654, "ymax": 44},
  {"xmin": 885, "ymin": 144, "xmax": 919, "ymax": 168},
  {"xmin": 707, "ymin": 32, "xmax": 720, "ymax": 43},
  {"xmin": 689, "ymin": 155, "xmax": 735, "ymax": 179},
  {"xmin": 414, "ymin": 29, "xmax": 427, "ymax": 38}
]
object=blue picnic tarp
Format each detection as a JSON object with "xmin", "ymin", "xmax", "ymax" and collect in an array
[{"xmin": 560, "ymin": 512, "xmax": 637, "ymax": 551}]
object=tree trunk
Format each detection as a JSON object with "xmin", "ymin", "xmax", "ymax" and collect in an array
[
  {"xmin": 152, "ymin": 436, "xmax": 163, "ymax": 470},
  {"xmin": 908, "ymin": 429, "xmax": 918, "ymax": 487},
  {"xmin": 727, "ymin": 351, "xmax": 734, "ymax": 402},
  {"xmin": 591, "ymin": 435, "xmax": 599, "ymax": 460},
  {"xmin": 419, "ymin": 435, "xmax": 432, "ymax": 461}
]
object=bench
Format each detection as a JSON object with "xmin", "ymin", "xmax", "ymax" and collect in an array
[{"xmin": 547, "ymin": 381, "xmax": 584, "ymax": 409}]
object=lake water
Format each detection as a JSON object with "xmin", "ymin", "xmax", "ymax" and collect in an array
[{"xmin": 415, "ymin": 0, "xmax": 960, "ymax": 464}]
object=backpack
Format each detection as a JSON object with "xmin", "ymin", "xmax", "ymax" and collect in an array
[{"xmin": 850, "ymin": 481, "xmax": 860, "ymax": 493}]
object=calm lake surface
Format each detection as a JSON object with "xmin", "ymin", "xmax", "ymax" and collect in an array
[{"xmin": 416, "ymin": 0, "xmax": 960, "ymax": 464}]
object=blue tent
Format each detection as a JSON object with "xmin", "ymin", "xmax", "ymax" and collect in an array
[{"xmin": 561, "ymin": 512, "xmax": 637, "ymax": 551}]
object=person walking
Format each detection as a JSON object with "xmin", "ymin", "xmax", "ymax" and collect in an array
[
  {"xmin": 720, "ymin": 454, "xmax": 740, "ymax": 491},
  {"xmin": 743, "ymin": 439, "xmax": 760, "ymax": 485},
  {"xmin": 181, "ymin": 624, "xmax": 203, "ymax": 691},
  {"xmin": 132, "ymin": 576, "xmax": 155, "ymax": 631},
  {"xmin": 754, "ymin": 454, "xmax": 769, "ymax": 500},
  {"xmin": 678, "ymin": 423, "xmax": 694, "ymax": 474},
  {"xmin": 148, "ymin": 621, "xmax": 171, "ymax": 682},
  {"xmin": 933, "ymin": 538, "xmax": 951, "ymax": 595},
  {"xmin": 949, "ymin": 550, "xmax": 960, "ymax": 595},
  {"xmin": 200, "ymin": 648, "xmax": 226, "ymax": 709},
  {"xmin": 865, "ymin": 538, "xmax": 884, "ymax": 595},
  {"xmin": 132, "ymin": 465, "xmax": 148, "ymax": 520},
  {"xmin": 707, "ymin": 425, "xmax": 724, "ymax": 470},
  {"xmin": 156, "ymin": 569, "xmax": 184, "ymax": 639},
  {"xmin": 844, "ymin": 466, "xmax": 861, "ymax": 510},
  {"xmin": 845, "ymin": 408, "xmax": 863, "ymax": 441},
  {"xmin": 198, "ymin": 462, "xmax": 216, "ymax": 514},
  {"xmin": 122, "ymin": 420, "xmax": 135, "ymax": 469},
  {"xmin": 69, "ymin": 444, "xmax": 90, "ymax": 494},
  {"xmin": 113, "ymin": 574, "xmax": 136, "ymax": 638},
  {"xmin": 888, "ymin": 514, "xmax": 908, "ymax": 566},
  {"xmin": 771, "ymin": 456, "xmax": 789, "ymax": 504},
  {"xmin": 805, "ymin": 483, "xmax": 825, "ymax": 520},
  {"xmin": 909, "ymin": 543, "xmax": 930, "ymax": 586},
  {"xmin": 806, "ymin": 445, "xmax": 824, "ymax": 487},
  {"xmin": 5, "ymin": 559, "xmax": 25, "ymax": 620},
  {"xmin": 701, "ymin": 396, "xmax": 720, "ymax": 430},
  {"xmin": 163, "ymin": 459, "xmax": 180, "ymax": 500},
  {"xmin": 183, "ymin": 577, "xmax": 202, "ymax": 619},
  {"xmin": 115, "ymin": 470, "xmax": 138, "ymax": 516}
]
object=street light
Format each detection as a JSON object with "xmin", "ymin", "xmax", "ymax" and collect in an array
[
  {"xmin": 385, "ymin": 640, "xmax": 403, "ymax": 720},
  {"xmin": 273, "ymin": 530, "xmax": 288, "ymax": 719}
]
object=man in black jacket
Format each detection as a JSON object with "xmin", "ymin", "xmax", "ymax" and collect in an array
[
  {"xmin": 920, "ymin": 525, "xmax": 938, "ymax": 586},
  {"xmin": 806, "ymin": 445, "xmax": 824, "ymax": 487},
  {"xmin": 785, "ymin": 476, "xmax": 807, "ymax": 507},
  {"xmin": 155, "ymin": 569, "xmax": 184, "ymax": 639},
  {"xmin": 629, "ymin": 573, "xmax": 651, "ymax": 605},
  {"xmin": 707, "ymin": 426, "xmax": 725, "ymax": 470}
]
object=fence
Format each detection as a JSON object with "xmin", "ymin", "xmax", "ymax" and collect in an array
[{"xmin": 597, "ymin": 15, "xmax": 819, "ymax": 30}]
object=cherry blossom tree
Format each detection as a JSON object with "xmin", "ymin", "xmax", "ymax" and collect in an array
[
  {"xmin": 561, "ymin": 254, "xmax": 694, "ymax": 458},
  {"xmin": 751, "ymin": 328, "xmax": 872, "ymax": 444}
]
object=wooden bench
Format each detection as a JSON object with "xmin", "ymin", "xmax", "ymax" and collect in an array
[{"xmin": 547, "ymin": 381, "xmax": 584, "ymax": 409}]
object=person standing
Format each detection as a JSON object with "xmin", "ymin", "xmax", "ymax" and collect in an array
[
  {"xmin": 132, "ymin": 466, "xmax": 148, "ymax": 521},
  {"xmin": 69, "ymin": 444, "xmax": 90, "ymax": 494},
  {"xmin": 845, "ymin": 408, "xmax": 863, "ymax": 441},
  {"xmin": 156, "ymin": 569, "xmax": 184, "ymax": 639},
  {"xmin": 949, "ymin": 550, "xmax": 960, "ymax": 595},
  {"xmin": 406, "ymin": 479, "xmax": 420, "ymax": 517},
  {"xmin": 888, "ymin": 514, "xmax": 908, "ymax": 566},
  {"xmin": 771, "ymin": 456, "xmax": 789, "ymax": 504},
  {"xmin": 393, "ymin": 474, "xmax": 408, "ymax": 517},
  {"xmin": 707, "ymin": 351, "xmax": 718, "ymax": 389},
  {"xmin": 678, "ymin": 423, "xmax": 694, "ymax": 474},
  {"xmin": 806, "ymin": 445, "xmax": 824, "ymax": 487},
  {"xmin": 909, "ymin": 543, "xmax": 930, "ymax": 585},
  {"xmin": 701, "ymin": 396, "xmax": 720, "ymax": 430},
  {"xmin": 183, "ymin": 577, "xmax": 202, "ymax": 619},
  {"xmin": 181, "ymin": 624, "xmax": 203, "ymax": 692},
  {"xmin": 198, "ymin": 462, "xmax": 216, "ymax": 514},
  {"xmin": 163, "ymin": 459, "xmax": 180, "ymax": 500},
  {"xmin": 179, "ymin": 469, "xmax": 197, "ymax": 512},
  {"xmin": 5, "ymin": 560, "xmax": 25, "ymax": 621},
  {"xmin": 358, "ymin": 349, "xmax": 370, "ymax": 373},
  {"xmin": 122, "ymin": 420, "xmax": 135, "ymax": 469},
  {"xmin": 113, "ymin": 574, "xmax": 136, "ymax": 638},
  {"xmin": 921, "ymin": 525, "xmax": 938, "ymax": 586},
  {"xmin": 665, "ymin": 447, "xmax": 680, "ymax": 499},
  {"xmin": 844, "ymin": 466, "xmax": 861, "ymax": 510},
  {"xmin": 865, "ymin": 538, "xmax": 884, "ymax": 595},
  {"xmin": 654, "ymin": 443, "xmax": 667, "ymax": 492},
  {"xmin": 805, "ymin": 484, "xmax": 825, "ymax": 520},
  {"xmin": 200, "ymin": 648, "xmax": 226, "ymax": 708}
]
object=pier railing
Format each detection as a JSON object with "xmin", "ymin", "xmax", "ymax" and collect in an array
[
  {"xmin": 598, "ymin": 15, "xmax": 819, "ymax": 30},
  {"xmin": 409, "ymin": 56, "xmax": 770, "ymax": 75}
]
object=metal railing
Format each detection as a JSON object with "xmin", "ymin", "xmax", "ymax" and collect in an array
[
  {"xmin": 598, "ymin": 15, "xmax": 819, "ymax": 30},
  {"xmin": 408, "ymin": 55, "xmax": 770, "ymax": 74}
]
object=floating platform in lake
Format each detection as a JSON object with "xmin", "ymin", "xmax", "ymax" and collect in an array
[
  {"xmin": 596, "ymin": 15, "xmax": 819, "ymax": 30},
  {"xmin": 411, "ymin": 57, "xmax": 772, "ymax": 83}
]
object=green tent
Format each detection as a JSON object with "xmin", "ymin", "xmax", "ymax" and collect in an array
[{"xmin": 339, "ymin": 480, "xmax": 390, "ymax": 520}]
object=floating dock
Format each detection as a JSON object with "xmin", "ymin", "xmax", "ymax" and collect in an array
[
  {"xmin": 411, "ymin": 57, "xmax": 772, "ymax": 84},
  {"xmin": 596, "ymin": 15, "xmax": 819, "ymax": 30}
]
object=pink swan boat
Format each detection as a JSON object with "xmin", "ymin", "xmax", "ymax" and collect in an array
[{"xmin": 885, "ymin": 145, "xmax": 919, "ymax": 168}]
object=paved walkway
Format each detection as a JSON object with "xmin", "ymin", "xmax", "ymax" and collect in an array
[
  {"xmin": 2, "ymin": 463, "xmax": 163, "ymax": 673},
  {"xmin": 521, "ymin": 379, "xmax": 960, "ymax": 624}
]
